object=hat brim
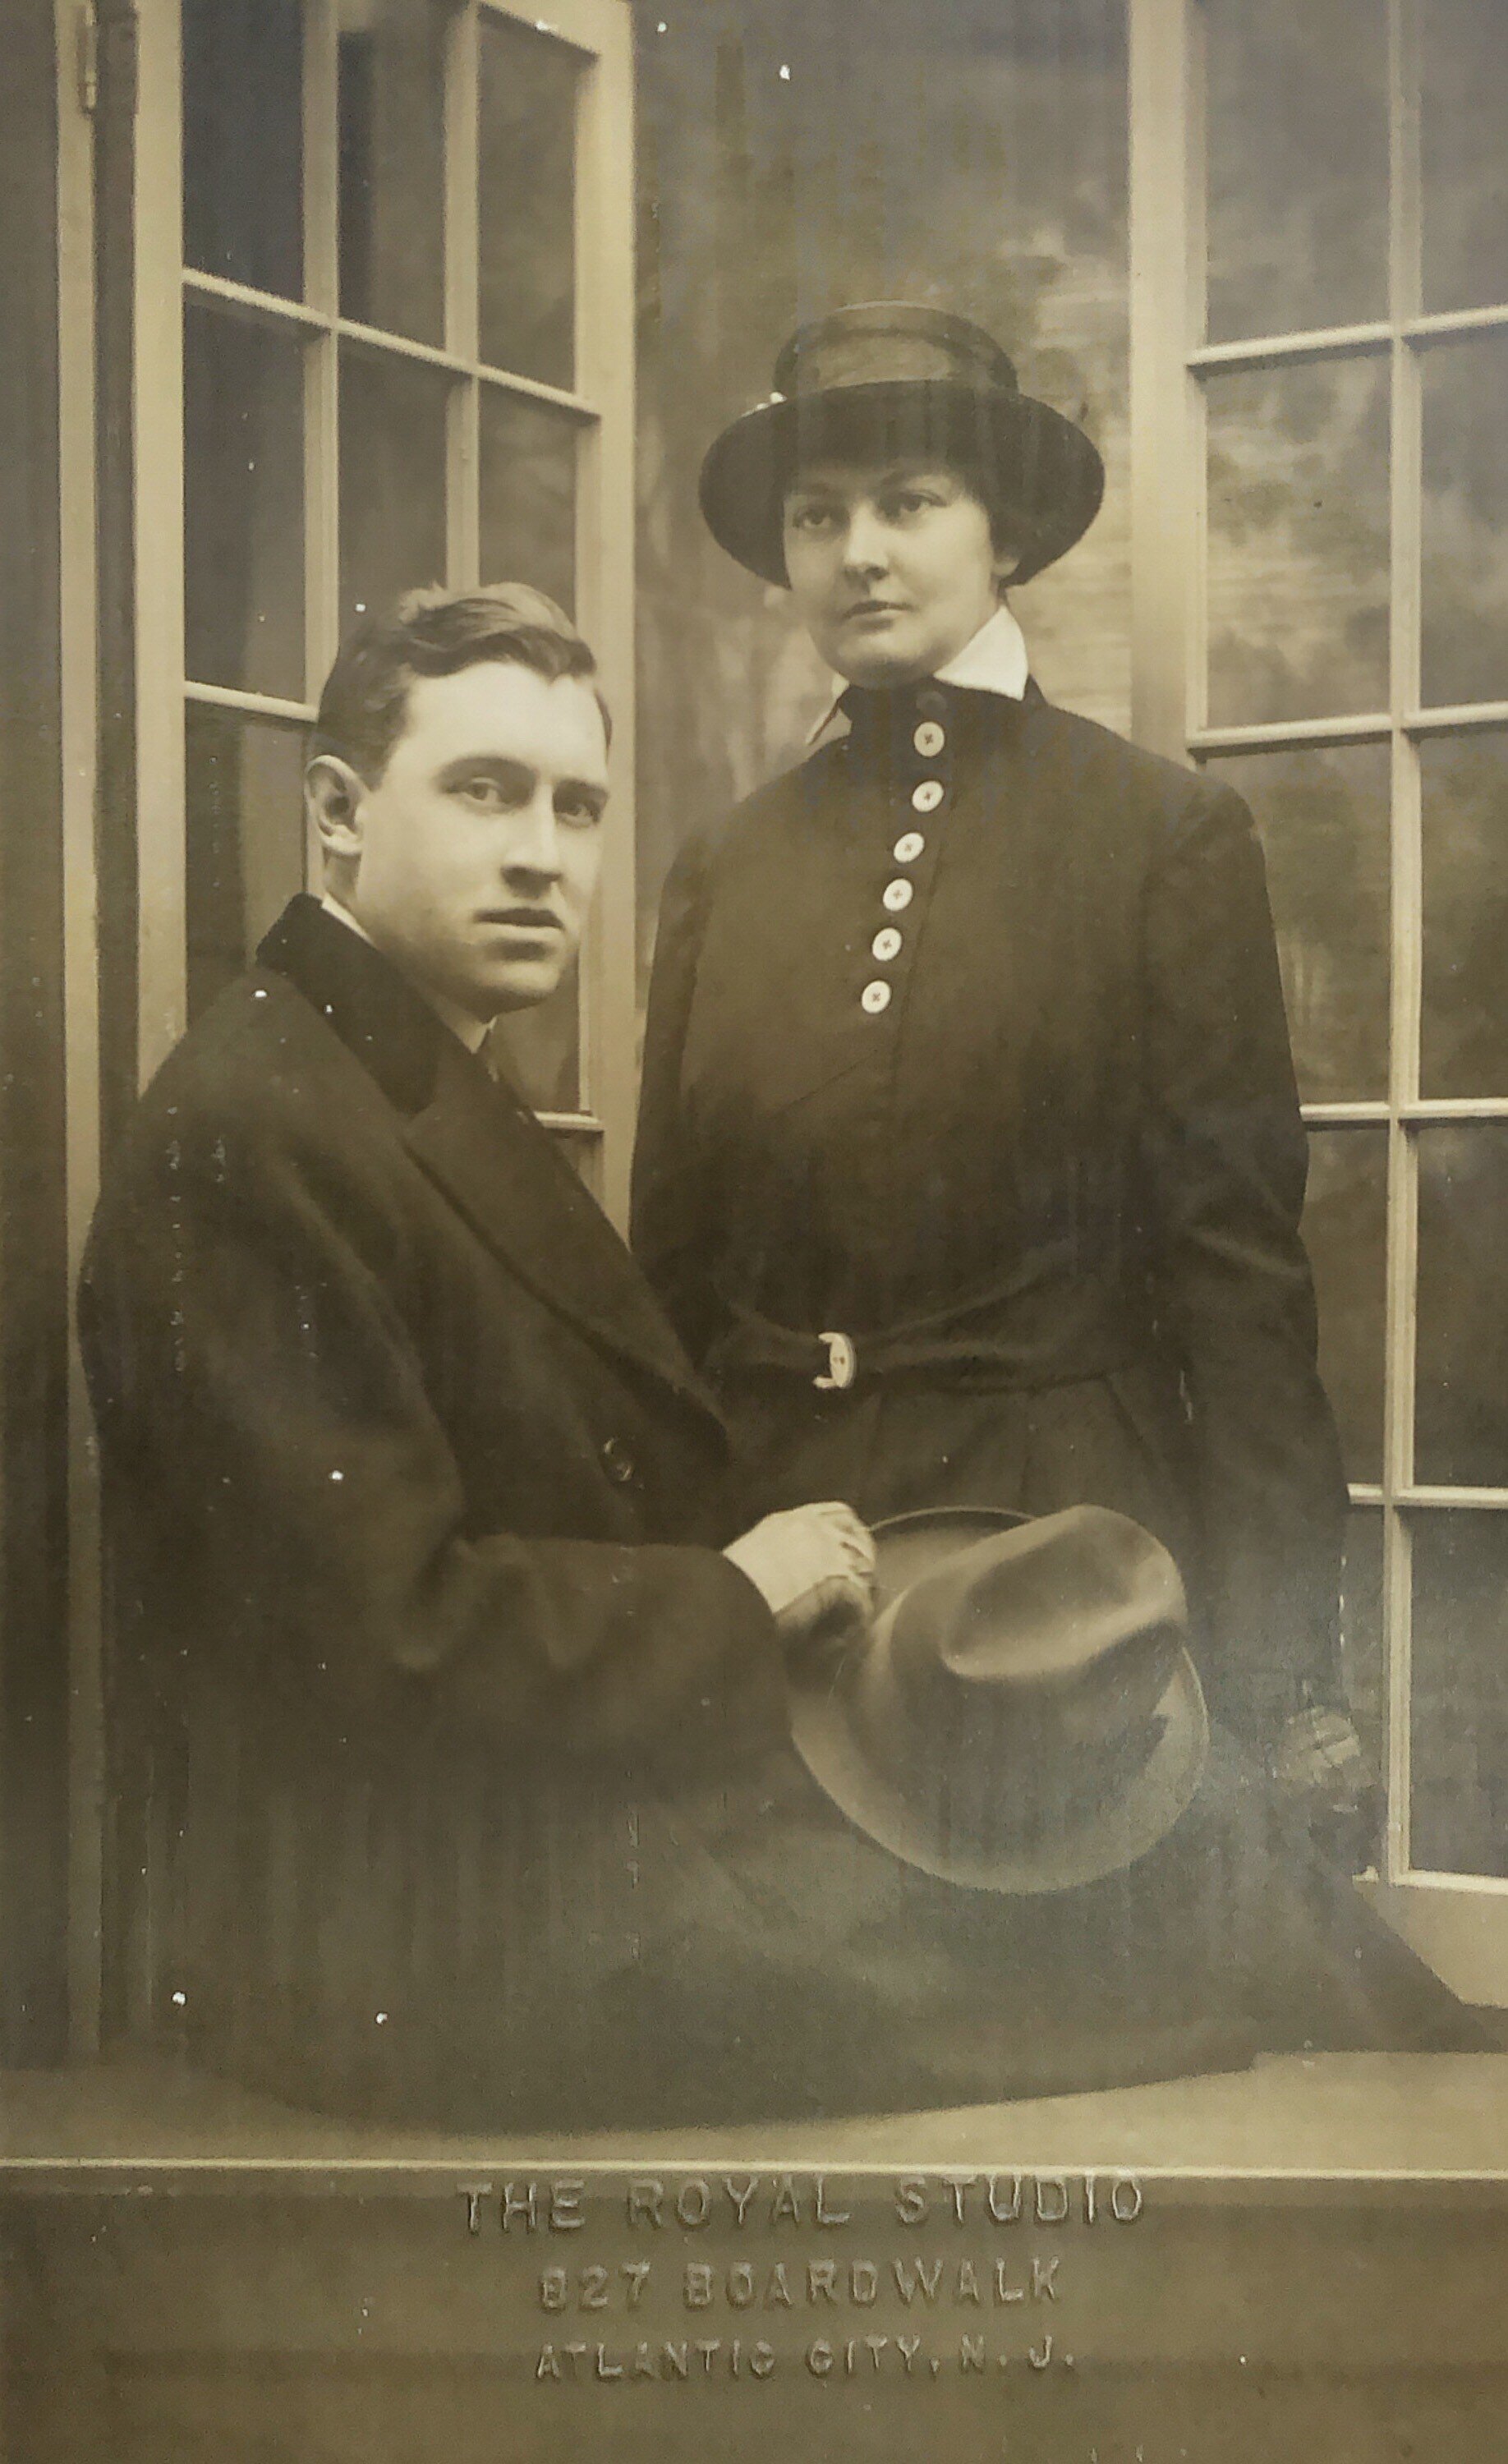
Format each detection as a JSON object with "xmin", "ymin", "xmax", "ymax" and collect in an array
[
  {"xmin": 700, "ymin": 381, "xmax": 1106, "ymax": 591},
  {"xmin": 789, "ymin": 1507, "xmax": 1209, "ymax": 1896}
]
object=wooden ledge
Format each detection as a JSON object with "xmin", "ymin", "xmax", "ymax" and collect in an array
[{"xmin": 6, "ymin": 2052, "xmax": 1508, "ymax": 2189}]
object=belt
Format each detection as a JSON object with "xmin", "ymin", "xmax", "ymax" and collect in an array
[{"xmin": 710, "ymin": 1300, "xmax": 1136, "ymax": 1396}]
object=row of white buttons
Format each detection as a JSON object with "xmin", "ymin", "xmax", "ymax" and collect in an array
[{"xmin": 860, "ymin": 723, "xmax": 947, "ymax": 1014}]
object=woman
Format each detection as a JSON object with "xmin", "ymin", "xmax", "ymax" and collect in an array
[{"xmin": 633, "ymin": 302, "xmax": 1358, "ymax": 1797}]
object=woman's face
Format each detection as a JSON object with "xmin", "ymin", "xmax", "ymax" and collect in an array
[{"xmin": 782, "ymin": 457, "xmax": 1013, "ymax": 687}]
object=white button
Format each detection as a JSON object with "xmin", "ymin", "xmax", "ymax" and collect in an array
[
  {"xmin": 882, "ymin": 878, "xmax": 914, "ymax": 913},
  {"xmin": 861, "ymin": 980, "xmax": 892, "ymax": 1015},
  {"xmin": 871, "ymin": 926, "xmax": 903, "ymax": 962},
  {"xmin": 893, "ymin": 830, "xmax": 926, "ymax": 864},
  {"xmin": 914, "ymin": 719, "xmax": 946, "ymax": 757},
  {"xmin": 912, "ymin": 779, "xmax": 945, "ymax": 813}
]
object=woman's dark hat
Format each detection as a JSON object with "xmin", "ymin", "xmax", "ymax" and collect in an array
[
  {"xmin": 699, "ymin": 303, "xmax": 1106, "ymax": 591},
  {"xmin": 789, "ymin": 1505, "xmax": 1208, "ymax": 1895}
]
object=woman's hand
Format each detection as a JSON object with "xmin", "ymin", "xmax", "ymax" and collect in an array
[
  {"xmin": 724, "ymin": 1501, "xmax": 876, "ymax": 1647},
  {"xmin": 1269, "ymin": 1704, "xmax": 1368, "ymax": 1806}
]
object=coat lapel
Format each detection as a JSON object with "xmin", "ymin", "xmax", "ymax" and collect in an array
[
  {"xmin": 259, "ymin": 897, "xmax": 721, "ymax": 1423},
  {"xmin": 403, "ymin": 1037, "xmax": 724, "ymax": 1417}
]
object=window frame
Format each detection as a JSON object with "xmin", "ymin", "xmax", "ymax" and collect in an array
[
  {"xmin": 133, "ymin": 0, "xmax": 638, "ymax": 1219},
  {"xmin": 1129, "ymin": 0, "xmax": 1508, "ymax": 2000}
]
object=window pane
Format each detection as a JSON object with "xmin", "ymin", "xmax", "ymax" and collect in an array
[
  {"xmin": 184, "ymin": 304, "xmax": 306, "ymax": 701},
  {"xmin": 1422, "ymin": 0, "xmax": 1508, "ymax": 315},
  {"xmin": 338, "ymin": 0, "xmax": 448, "ymax": 347},
  {"xmin": 1422, "ymin": 730, "xmax": 1508, "ymax": 1098},
  {"xmin": 1206, "ymin": 744, "xmax": 1389, "ymax": 1104},
  {"xmin": 183, "ymin": 0, "xmax": 303, "ymax": 299},
  {"xmin": 1411, "ymin": 1511, "xmax": 1508, "ymax": 1877},
  {"xmin": 186, "ymin": 707, "xmax": 308, "ymax": 1020},
  {"xmin": 478, "ymin": 12, "xmax": 579, "ymax": 387},
  {"xmin": 1203, "ymin": 0, "xmax": 1387, "ymax": 344},
  {"xmin": 1303, "ymin": 1127, "xmax": 1387, "ymax": 1487},
  {"xmin": 338, "ymin": 345, "xmax": 450, "ymax": 633},
  {"xmin": 479, "ymin": 389, "xmax": 577, "ymax": 613},
  {"xmin": 490, "ymin": 968, "xmax": 582, "ymax": 1114},
  {"xmin": 1416, "ymin": 1125, "xmax": 1508, "ymax": 1487},
  {"xmin": 1206, "ymin": 357, "xmax": 1389, "ymax": 726},
  {"xmin": 1422, "ymin": 333, "xmax": 1508, "ymax": 710}
]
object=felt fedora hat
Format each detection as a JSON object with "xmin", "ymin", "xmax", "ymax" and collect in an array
[
  {"xmin": 789, "ymin": 1504, "xmax": 1208, "ymax": 1895},
  {"xmin": 699, "ymin": 302, "xmax": 1106, "ymax": 591}
]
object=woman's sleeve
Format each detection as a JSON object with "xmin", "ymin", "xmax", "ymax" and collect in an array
[
  {"xmin": 1142, "ymin": 775, "xmax": 1350, "ymax": 1745},
  {"xmin": 632, "ymin": 828, "xmax": 733, "ymax": 1370}
]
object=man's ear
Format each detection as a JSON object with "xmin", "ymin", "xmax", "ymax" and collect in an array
[{"xmin": 305, "ymin": 754, "xmax": 368, "ymax": 861}]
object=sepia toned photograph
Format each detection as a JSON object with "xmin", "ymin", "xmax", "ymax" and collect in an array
[{"xmin": 3, "ymin": 0, "xmax": 1508, "ymax": 2454}]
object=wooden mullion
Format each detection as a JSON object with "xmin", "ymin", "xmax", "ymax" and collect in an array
[
  {"xmin": 1128, "ymin": 0, "xmax": 1199, "ymax": 762},
  {"xmin": 57, "ymin": 0, "xmax": 104, "ymax": 2061},
  {"xmin": 1190, "ymin": 322, "xmax": 1394, "ymax": 371},
  {"xmin": 1380, "ymin": 0, "xmax": 1424, "ymax": 1883},
  {"xmin": 568, "ymin": 0, "xmax": 634, "ymax": 1220},
  {"xmin": 135, "ymin": 0, "xmax": 187, "ymax": 1087},
  {"xmin": 182, "ymin": 269, "xmax": 327, "ymax": 329},
  {"xmin": 302, "ymin": 0, "xmax": 340, "ymax": 888},
  {"xmin": 444, "ymin": 3, "xmax": 480, "ymax": 589}
]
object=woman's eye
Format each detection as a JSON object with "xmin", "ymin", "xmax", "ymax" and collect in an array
[{"xmin": 789, "ymin": 504, "xmax": 834, "ymax": 533}]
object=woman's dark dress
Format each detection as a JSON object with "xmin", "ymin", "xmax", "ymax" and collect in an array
[{"xmin": 632, "ymin": 674, "xmax": 1484, "ymax": 2066}]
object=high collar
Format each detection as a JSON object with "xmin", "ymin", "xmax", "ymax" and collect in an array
[{"xmin": 806, "ymin": 602, "xmax": 1030, "ymax": 747}]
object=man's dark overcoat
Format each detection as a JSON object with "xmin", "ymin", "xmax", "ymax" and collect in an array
[
  {"xmin": 79, "ymin": 895, "xmax": 782, "ymax": 2122},
  {"xmin": 633, "ymin": 678, "xmax": 1350, "ymax": 1745},
  {"xmin": 81, "ymin": 896, "xmax": 1474, "ymax": 2127}
]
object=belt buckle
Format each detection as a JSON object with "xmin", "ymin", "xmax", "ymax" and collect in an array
[{"xmin": 814, "ymin": 1331, "xmax": 857, "ymax": 1392}]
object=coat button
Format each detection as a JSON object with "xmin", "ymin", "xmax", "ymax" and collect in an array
[
  {"xmin": 882, "ymin": 877, "xmax": 913, "ymax": 913},
  {"xmin": 912, "ymin": 779, "xmax": 945, "ymax": 813},
  {"xmin": 860, "ymin": 980, "xmax": 892, "ymax": 1015},
  {"xmin": 600, "ymin": 1436, "xmax": 637, "ymax": 1486},
  {"xmin": 916, "ymin": 686, "xmax": 948, "ymax": 721},
  {"xmin": 871, "ymin": 925, "xmax": 903, "ymax": 962},
  {"xmin": 913, "ymin": 719, "xmax": 946, "ymax": 757},
  {"xmin": 893, "ymin": 830, "xmax": 926, "ymax": 863}
]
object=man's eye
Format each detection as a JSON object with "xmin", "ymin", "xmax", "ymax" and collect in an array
[
  {"xmin": 557, "ymin": 798, "xmax": 604, "ymax": 829},
  {"xmin": 456, "ymin": 776, "xmax": 506, "ymax": 807}
]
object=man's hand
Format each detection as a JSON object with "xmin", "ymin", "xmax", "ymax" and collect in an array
[{"xmin": 724, "ymin": 1501, "xmax": 876, "ymax": 1648}]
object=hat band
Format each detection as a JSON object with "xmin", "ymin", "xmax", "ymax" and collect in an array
[{"xmin": 788, "ymin": 335, "xmax": 1018, "ymax": 394}]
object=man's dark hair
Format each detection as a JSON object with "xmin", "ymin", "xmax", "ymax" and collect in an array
[{"xmin": 310, "ymin": 582, "xmax": 610, "ymax": 783}]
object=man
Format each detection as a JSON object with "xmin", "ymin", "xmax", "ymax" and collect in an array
[
  {"xmin": 634, "ymin": 304, "xmax": 1364, "ymax": 1795},
  {"xmin": 80, "ymin": 584, "xmax": 873, "ymax": 2126}
]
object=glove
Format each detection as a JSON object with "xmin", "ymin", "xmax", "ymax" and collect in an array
[
  {"xmin": 724, "ymin": 1501, "xmax": 876, "ymax": 1648},
  {"xmin": 1269, "ymin": 1705, "xmax": 1368, "ymax": 1808}
]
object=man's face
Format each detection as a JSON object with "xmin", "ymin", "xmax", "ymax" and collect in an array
[
  {"xmin": 781, "ymin": 457, "xmax": 1012, "ymax": 687},
  {"xmin": 332, "ymin": 660, "xmax": 609, "ymax": 1023}
]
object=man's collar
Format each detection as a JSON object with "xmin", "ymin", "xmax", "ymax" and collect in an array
[
  {"xmin": 261, "ymin": 896, "xmax": 460, "ymax": 1117},
  {"xmin": 806, "ymin": 603, "xmax": 1030, "ymax": 747},
  {"xmin": 319, "ymin": 891, "xmax": 491, "ymax": 1054}
]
